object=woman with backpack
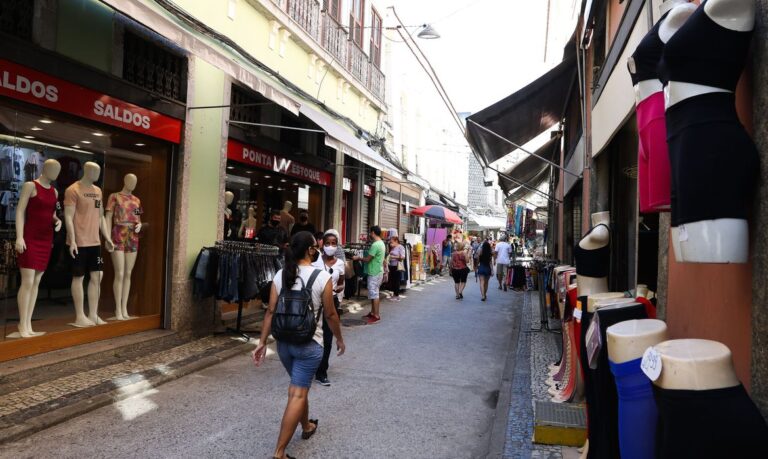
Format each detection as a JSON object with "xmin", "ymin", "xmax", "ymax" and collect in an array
[{"xmin": 253, "ymin": 231, "xmax": 346, "ymax": 459}]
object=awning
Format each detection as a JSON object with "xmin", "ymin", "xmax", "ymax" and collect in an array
[
  {"xmin": 299, "ymin": 104, "xmax": 402, "ymax": 177},
  {"xmin": 466, "ymin": 213, "xmax": 507, "ymax": 230},
  {"xmin": 466, "ymin": 56, "xmax": 576, "ymax": 164},
  {"xmin": 508, "ymin": 167, "xmax": 550, "ymax": 204},
  {"xmin": 563, "ymin": 136, "xmax": 585, "ymax": 195},
  {"xmin": 498, "ymin": 137, "xmax": 559, "ymax": 195}
]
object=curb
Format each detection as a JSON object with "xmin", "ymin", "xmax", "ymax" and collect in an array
[{"xmin": 0, "ymin": 340, "xmax": 252, "ymax": 445}]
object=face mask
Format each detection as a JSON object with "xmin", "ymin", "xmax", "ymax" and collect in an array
[
  {"xmin": 300, "ymin": 216, "xmax": 308, "ymax": 222},
  {"xmin": 323, "ymin": 246, "xmax": 337, "ymax": 257},
  {"xmin": 311, "ymin": 250, "xmax": 320, "ymax": 262},
  {"xmin": 270, "ymin": 220, "xmax": 280, "ymax": 227}
]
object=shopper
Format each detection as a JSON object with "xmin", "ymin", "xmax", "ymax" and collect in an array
[
  {"xmin": 291, "ymin": 209, "xmax": 317, "ymax": 236},
  {"xmin": 476, "ymin": 241, "xmax": 493, "ymax": 301},
  {"xmin": 451, "ymin": 242, "xmax": 470, "ymax": 300},
  {"xmin": 257, "ymin": 209, "xmax": 289, "ymax": 248},
  {"xmin": 387, "ymin": 236, "xmax": 405, "ymax": 302},
  {"xmin": 311, "ymin": 230, "xmax": 345, "ymax": 386},
  {"xmin": 494, "ymin": 235, "xmax": 512, "ymax": 291},
  {"xmin": 353, "ymin": 225, "xmax": 386, "ymax": 324},
  {"xmin": 252, "ymin": 231, "xmax": 346, "ymax": 459},
  {"xmin": 441, "ymin": 235, "xmax": 453, "ymax": 275}
]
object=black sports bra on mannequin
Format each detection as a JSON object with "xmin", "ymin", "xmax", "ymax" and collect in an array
[
  {"xmin": 658, "ymin": 0, "xmax": 753, "ymax": 89},
  {"xmin": 573, "ymin": 224, "xmax": 610, "ymax": 278},
  {"xmin": 628, "ymin": 12, "xmax": 668, "ymax": 85}
]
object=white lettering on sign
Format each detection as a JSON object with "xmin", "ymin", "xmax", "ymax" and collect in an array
[
  {"xmin": 93, "ymin": 100, "xmax": 151, "ymax": 129},
  {"xmin": 1, "ymin": 70, "xmax": 58, "ymax": 102},
  {"xmin": 274, "ymin": 157, "xmax": 292, "ymax": 174}
]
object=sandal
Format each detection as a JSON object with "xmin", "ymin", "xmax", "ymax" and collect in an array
[
  {"xmin": 272, "ymin": 455, "xmax": 296, "ymax": 459},
  {"xmin": 301, "ymin": 419, "xmax": 318, "ymax": 440}
]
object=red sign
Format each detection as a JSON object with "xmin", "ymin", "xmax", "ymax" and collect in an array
[
  {"xmin": 227, "ymin": 139, "xmax": 332, "ymax": 186},
  {"xmin": 0, "ymin": 59, "xmax": 182, "ymax": 143}
]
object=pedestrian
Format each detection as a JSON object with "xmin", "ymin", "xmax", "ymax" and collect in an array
[
  {"xmin": 387, "ymin": 236, "xmax": 405, "ymax": 302},
  {"xmin": 311, "ymin": 230, "xmax": 345, "ymax": 386},
  {"xmin": 476, "ymin": 241, "xmax": 493, "ymax": 301},
  {"xmin": 291, "ymin": 209, "xmax": 317, "ymax": 235},
  {"xmin": 494, "ymin": 235, "xmax": 512, "ymax": 291},
  {"xmin": 352, "ymin": 225, "xmax": 386, "ymax": 324},
  {"xmin": 257, "ymin": 209, "xmax": 289, "ymax": 248},
  {"xmin": 471, "ymin": 236, "xmax": 480, "ymax": 282},
  {"xmin": 441, "ymin": 235, "xmax": 452, "ymax": 275},
  {"xmin": 450, "ymin": 242, "xmax": 470, "ymax": 299},
  {"xmin": 252, "ymin": 231, "xmax": 346, "ymax": 459}
]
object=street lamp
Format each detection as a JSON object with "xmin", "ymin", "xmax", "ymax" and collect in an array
[{"xmin": 417, "ymin": 24, "xmax": 441, "ymax": 39}]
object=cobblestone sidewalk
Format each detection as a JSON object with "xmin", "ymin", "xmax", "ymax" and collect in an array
[{"xmin": 0, "ymin": 335, "xmax": 248, "ymax": 441}]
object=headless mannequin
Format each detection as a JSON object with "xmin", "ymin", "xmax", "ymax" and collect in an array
[
  {"xmin": 224, "ymin": 191, "xmax": 234, "ymax": 238},
  {"xmin": 11, "ymin": 160, "xmax": 63, "ymax": 338},
  {"xmin": 239, "ymin": 206, "xmax": 258, "ymax": 238},
  {"xmin": 280, "ymin": 200, "xmax": 294, "ymax": 233},
  {"xmin": 607, "ymin": 319, "xmax": 667, "ymax": 364},
  {"xmin": 653, "ymin": 339, "xmax": 739, "ymax": 390},
  {"xmin": 576, "ymin": 212, "xmax": 610, "ymax": 297},
  {"xmin": 65, "ymin": 162, "xmax": 114, "ymax": 327},
  {"xmin": 660, "ymin": 0, "xmax": 755, "ymax": 263},
  {"xmin": 106, "ymin": 174, "xmax": 142, "ymax": 321}
]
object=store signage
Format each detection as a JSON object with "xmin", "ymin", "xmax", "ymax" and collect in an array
[
  {"xmin": 343, "ymin": 177, "xmax": 352, "ymax": 192},
  {"xmin": 227, "ymin": 139, "xmax": 332, "ymax": 186},
  {"xmin": 0, "ymin": 59, "xmax": 182, "ymax": 143},
  {"xmin": 363, "ymin": 184, "xmax": 374, "ymax": 197}
]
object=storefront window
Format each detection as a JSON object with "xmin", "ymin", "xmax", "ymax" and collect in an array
[{"xmin": 0, "ymin": 101, "xmax": 171, "ymax": 346}]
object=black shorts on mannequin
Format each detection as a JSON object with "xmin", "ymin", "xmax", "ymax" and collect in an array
[
  {"xmin": 72, "ymin": 246, "xmax": 103, "ymax": 276},
  {"xmin": 654, "ymin": 384, "xmax": 768, "ymax": 459}
]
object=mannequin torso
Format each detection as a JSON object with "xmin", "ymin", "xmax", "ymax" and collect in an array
[
  {"xmin": 576, "ymin": 212, "xmax": 610, "ymax": 296},
  {"xmin": 607, "ymin": 319, "xmax": 668, "ymax": 364},
  {"xmin": 654, "ymin": 339, "xmax": 740, "ymax": 390}
]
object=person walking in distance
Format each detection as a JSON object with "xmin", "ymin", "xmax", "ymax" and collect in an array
[
  {"xmin": 353, "ymin": 226, "xmax": 386, "ymax": 325},
  {"xmin": 494, "ymin": 235, "xmax": 512, "ymax": 291},
  {"xmin": 441, "ymin": 235, "xmax": 453, "ymax": 275},
  {"xmin": 476, "ymin": 241, "xmax": 493, "ymax": 301},
  {"xmin": 311, "ymin": 230, "xmax": 345, "ymax": 387},
  {"xmin": 252, "ymin": 231, "xmax": 346, "ymax": 459},
  {"xmin": 387, "ymin": 236, "xmax": 405, "ymax": 302},
  {"xmin": 451, "ymin": 242, "xmax": 470, "ymax": 300}
]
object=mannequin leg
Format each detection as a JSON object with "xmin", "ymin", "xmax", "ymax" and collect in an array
[
  {"xmin": 87, "ymin": 271, "xmax": 106, "ymax": 325},
  {"xmin": 120, "ymin": 252, "xmax": 137, "ymax": 319},
  {"xmin": 111, "ymin": 251, "xmax": 126, "ymax": 320},
  {"xmin": 26, "ymin": 271, "xmax": 45, "ymax": 336},
  {"xmin": 71, "ymin": 276, "xmax": 95, "ymax": 327},
  {"xmin": 14, "ymin": 269, "xmax": 36, "ymax": 337}
]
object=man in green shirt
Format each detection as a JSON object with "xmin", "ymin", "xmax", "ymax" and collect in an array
[{"xmin": 353, "ymin": 225, "xmax": 386, "ymax": 324}]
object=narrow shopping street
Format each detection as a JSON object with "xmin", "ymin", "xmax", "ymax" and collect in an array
[{"xmin": 0, "ymin": 278, "xmax": 527, "ymax": 459}]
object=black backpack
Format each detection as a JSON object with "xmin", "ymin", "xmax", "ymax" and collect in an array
[{"xmin": 271, "ymin": 269, "xmax": 323, "ymax": 344}]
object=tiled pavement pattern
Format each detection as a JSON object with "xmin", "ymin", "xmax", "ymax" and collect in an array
[{"xmin": 0, "ymin": 335, "xmax": 243, "ymax": 429}]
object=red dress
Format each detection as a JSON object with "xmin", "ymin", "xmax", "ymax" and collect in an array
[{"xmin": 17, "ymin": 181, "xmax": 57, "ymax": 271}]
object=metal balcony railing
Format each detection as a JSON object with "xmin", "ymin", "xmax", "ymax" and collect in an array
[{"xmin": 268, "ymin": 0, "xmax": 385, "ymax": 101}]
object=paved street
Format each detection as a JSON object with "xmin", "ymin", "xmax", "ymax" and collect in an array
[{"xmin": 0, "ymin": 277, "xmax": 523, "ymax": 459}]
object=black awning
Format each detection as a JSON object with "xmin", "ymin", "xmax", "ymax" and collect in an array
[
  {"xmin": 507, "ymin": 167, "xmax": 550, "ymax": 204},
  {"xmin": 498, "ymin": 137, "xmax": 559, "ymax": 195},
  {"xmin": 466, "ymin": 56, "xmax": 576, "ymax": 164}
]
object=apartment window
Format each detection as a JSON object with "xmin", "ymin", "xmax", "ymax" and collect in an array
[
  {"xmin": 0, "ymin": 0, "xmax": 33, "ymax": 41},
  {"xmin": 230, "ymin": 85, "xmax": 262, "ymax": 124},
  {"xmin": 324, "ymin": 0, "xmax": 342, "ymax": 21},
  {"xmin": 349, "ymin": 0, "xmax": 365, "ymax": 47},
  {"xmin": 370, "ymin": 8, "xmax": 382, "ymax": 67},
  {"xmin": 123, "ymin": 30, "xmax": 187, "ymax": 102}
]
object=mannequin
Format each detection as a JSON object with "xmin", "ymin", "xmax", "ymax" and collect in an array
[
  {"xmin": 223, "ymin": 191, "xmax": 235, "ymax": 238},
  {"xmin": 106, "ymin": 173, "xmax": 142, "ymax": 321},
  {"xmin": 575, "ymin": 212, "xmax": 610, "ymax": 297},
  {"xmin": 607, "ymin": 319, "xmax": 667, "ymax": 459},
  {"xmin": 11, "ymin": 159, "xmax": 62, "ymax": 338},
  {"xmin": 654, "ymin": 339, "xmax": 739, "ymax": 390},
  {"xmin": 239, "ymin": 206, "xmax": 258, "ymax": 239},
  {"xmin": 660, "ymin": 0, "xmax": 757, "ymax": 263},
  {"xmin": 64, "ymin": 162, "xmax": 114, "ymax": 327},
  {"xmin": 280, "ymin": 200, "xmax": 294, "ymax": 233}
]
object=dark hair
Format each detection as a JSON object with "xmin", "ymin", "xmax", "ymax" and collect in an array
[
  {"xmin": 446, "ymin": 235, "xmax": 452, "ymax": 240},
  {"xmin": 270, "ymin": 209, "xmax": 281, "ymax": 218},
  {"xmin": 300, "ymin": 209, "xmax": 309, "ymax": 215},
  {"xmin": 313, "ymin": 231, "xmax": 325, "ymax": 241},
  {"xmin": 479, "ymin": 241, "xmax": 492, "ymax": 264},
  {"xmin": 370, "ymin": 225, "xmax": 381, "ymax": 236},
  {"xmin": 282, "ymin": 231, "xmax": 316, "ymax": 289}
]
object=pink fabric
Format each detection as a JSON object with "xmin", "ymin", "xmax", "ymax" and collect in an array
[
  {"xmin": 636, "ymin": 92, "xmax": 670, "ymax": 212},
  {"xmin": 638, "ymin": 138, "xmax": 652, "ymax": 213}
]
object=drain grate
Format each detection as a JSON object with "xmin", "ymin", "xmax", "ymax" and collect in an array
[{"xmin": 535, "ymin": 401, "xmax": 586, "ymax": 428}]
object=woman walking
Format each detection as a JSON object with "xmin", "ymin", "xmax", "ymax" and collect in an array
[
  {"xmin": 387, "ymin": 236, "xmax": 405, "ymax": 302},
  {"xmin": 450, "ymin": 242, "xmax": 470, "ymax": 299},
  {"xmin": 253, "ymin": 232, "xmax": 346, "ymax": 459},
  {"xmin": 476, "ymin": 241, "xmax": 493, "ymax": 301}
]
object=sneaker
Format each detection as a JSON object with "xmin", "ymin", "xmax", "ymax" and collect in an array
[
  {"xmin": 366, "ymin": 315, "xmax": 381, "ymax": 325},
  {"xmin": 316, "ymin": 377, "xmax": 331, "ymax": 386},
  {"xmin": 363, "ymin": 312, "xmax": 373, "ymax": 319}
]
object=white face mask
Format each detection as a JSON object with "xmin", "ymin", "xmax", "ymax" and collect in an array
[{"xmin": 323, "ymin": 246, "xmax": 337, "ymax": 257}]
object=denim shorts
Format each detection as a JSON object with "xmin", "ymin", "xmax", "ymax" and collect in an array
[{"xmin": 276, "ymin": 340, "xmax": 323, "ymax": 388}]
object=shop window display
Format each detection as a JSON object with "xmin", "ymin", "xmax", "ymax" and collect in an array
[{"xmin": 0, "ymin": 103, "xmax": 170, "ymax": 342}]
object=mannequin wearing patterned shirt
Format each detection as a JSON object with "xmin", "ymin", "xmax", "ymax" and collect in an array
[{"xmin": 106, "ymin": 173, "xmax": 142, "ymax": 321}]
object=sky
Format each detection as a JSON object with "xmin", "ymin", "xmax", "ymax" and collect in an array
[{"xmin": 385, "ymin": 0, "xmax": 580, "ymax": 114}]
